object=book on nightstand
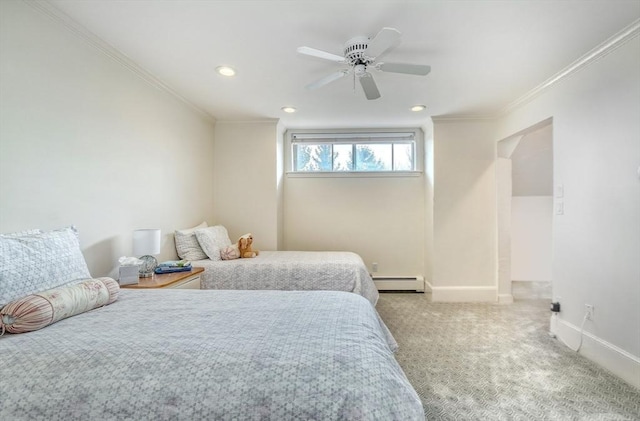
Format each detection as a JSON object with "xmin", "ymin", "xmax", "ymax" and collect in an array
[
  {"xmin": 158, "ymin": 260, "xmax": 191, "ymax": 268},
  {"xmin": 154, "ymin": 263, "xmax": 192, "ymax": 274}
]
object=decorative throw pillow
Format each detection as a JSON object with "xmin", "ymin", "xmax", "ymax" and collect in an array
[
  {"xmin": 174, "ymin": 222, "xmax": 208, "ymax": 261},
  {"xmin": 0, "ymin": 277, "xmax": 119, "ymax": 334},
  {"xmin": 194, "ymin": 225, "xmax": 232, "ymax": 261},
  {"xmin": 220, "ymin": 245, "xmax": 241, "ymax": 260},
  {"xmin": 0, "ymin": 226, "xmax": 92, "ymax": 308},
  {"xmin": 0, "ymin": 229, "xmax": 41, "ymax": 238}
]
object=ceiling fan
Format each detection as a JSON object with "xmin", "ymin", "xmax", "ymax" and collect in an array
[{"xmin": 297, "ymin": 27, "xmax": 430, "ymax": 100}]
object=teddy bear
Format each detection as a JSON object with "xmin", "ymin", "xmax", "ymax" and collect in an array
[{"xmin": 238, "ymin": 233, "xmax": 259, "ymax": 258}]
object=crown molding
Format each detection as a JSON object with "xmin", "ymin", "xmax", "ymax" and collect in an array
[
  {"xmin": 215, "ymin": 119, "xmax": 280, "ymax": 124},
  {"xmin": 500, "ymin": 18, "xmax": 640, "ymax": 116},
  {"xmin": 431, "ymin": 114, "xmax": 496, "ymax": 122},
  {"xmin": 23, "ymin": 0, "xmax": 216, "ymax": 124}
]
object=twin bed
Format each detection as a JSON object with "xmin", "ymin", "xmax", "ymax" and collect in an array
[
  {"xmin": 193, "ymin": 250, "xmax": 380, "ymax": 305},
  {"xmin": 0, "ymin": 226, "xmax": 424, "ymax": 420}
]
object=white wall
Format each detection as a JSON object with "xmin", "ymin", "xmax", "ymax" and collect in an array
[
  {"xmin": 212, "ymin": 121, "xmax": 280, "ymax": 250},
  {"xmin": 496, "ymin": 157, "xmax": 513, "ymax": 303},
  {"xmin": 0, "ymin": 1, "xmax": 216, "ymax": 278},
  {"xmin": 496, "ymin": 35, "xmax": 640, "ymax": 387},
  {"xmin": 510, "ymin": 196, "xmax": 553, "ymax": 281},
  {"xmin": 431, "ymin": 119, "xmax": 497, "ymax": 301},
  {"xmin": 423, "ymin": 120, "xmax": 435, "ymax": 285}
]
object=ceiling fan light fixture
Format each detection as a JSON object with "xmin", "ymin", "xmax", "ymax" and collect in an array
[
  {"xmin": 215, "ymin": 66, "xmax": 236, "ymax": 77},
  {"xmin": 282, "ymin": 106, "xmax": 297, "ymax": 113},
  {"xmin": 411, "ymin": 105, "xmax": 426, "ymax": 112}
]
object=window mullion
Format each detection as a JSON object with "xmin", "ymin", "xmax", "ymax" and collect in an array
[
  {"xmin": 391, "ymin": 144, "xmax": 395, "ymax": 171},
  {"xmin": 352, "ymin": 143, "xmax": 356, "ymax": 171}
]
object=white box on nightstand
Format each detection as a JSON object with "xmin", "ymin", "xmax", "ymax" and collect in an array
[{"xmin": 119, "ymin": 265, "xmax": 139, "ymax": 286}]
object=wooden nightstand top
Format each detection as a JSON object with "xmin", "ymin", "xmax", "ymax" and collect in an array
[{"xmin": 121, "ymin": 266, "xmax": 204, "ymax": 289}]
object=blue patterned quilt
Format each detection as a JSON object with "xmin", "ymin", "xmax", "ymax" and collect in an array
[
  {"xmin": 193, "ymin": 251, "xmax": 380, "ymax": 305},
  {"xmin": 0, "ymin": 289, "xmax": 423, "ymax": 420}
]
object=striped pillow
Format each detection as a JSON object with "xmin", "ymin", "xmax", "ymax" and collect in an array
[
  {"xmin": 0, "ymin": 277, "xmax": 119, "ymax": 334},
  {"xmin": 220, "ymin": 245, "xmax": 240, "ymax": 260}
]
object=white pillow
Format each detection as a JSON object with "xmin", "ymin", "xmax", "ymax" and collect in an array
[
  {"xmin": 0, "ymin": 226, "xmax": 92, "ymax": 308},
  {"xmin": 174, "ymin": 222, "xmax": 208, "ymax": 261},
  {"xmin": 194, "ymin": 226, "xmax": 232, "ymax": 261}
]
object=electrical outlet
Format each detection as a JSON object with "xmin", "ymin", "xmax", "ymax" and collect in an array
[
  {"xmin": 585, "ymin": 304, "xmax": 594, "ymax": 320},
  {"xmin": 372, "ymin": 262, "xmax": 378, "ymax": 272}
]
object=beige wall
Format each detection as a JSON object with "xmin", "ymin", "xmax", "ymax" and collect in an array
[
  {"xmin": 284, "ymin": 175, "xmax": 425, "ymax": 277},
  {"xmin": 0, "ymin": 1, "xmax": 216, "ymax": 278},
  {"xmin": 431, "ymin": 119, "xmax": 498, "ymax": 301},
  {"xmin": 212, "ymin": 121, "xmax": 280, "ymax": 250}
]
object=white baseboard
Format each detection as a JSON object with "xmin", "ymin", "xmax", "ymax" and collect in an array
[
  {"xmin": 550, "ymin": 314, "xmax": 640, "ymax": 389},
  {"xmin": 429, "ymin": 283, "xmax": 497, "ymax": 302}
]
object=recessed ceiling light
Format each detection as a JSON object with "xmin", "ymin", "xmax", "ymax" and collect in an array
[
  {"xmin": 215, "ymin": 66, "xmax": 236, "ymax": 77},
  {"xmin": 411, "ymin": 105, "xmax": 426, "ymax": 112},
  {"xmin": 281, "ymin": 106, "xmax": 297, "ymax": 113}
]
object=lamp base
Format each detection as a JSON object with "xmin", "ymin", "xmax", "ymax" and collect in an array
[{"xmin": 138, "ymin": 255, "xmax": 158, "ymax": 278}]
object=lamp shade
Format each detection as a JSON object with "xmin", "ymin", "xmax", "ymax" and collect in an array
[{"xmin": 132, "ymin": 229, "xmax": 161, "ymax": 256}]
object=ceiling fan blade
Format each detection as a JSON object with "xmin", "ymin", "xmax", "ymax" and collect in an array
[
  {"xmin": 359, "ymin": 73, "xmax": 381, "ymax": 100},
  {"xmin": 364, "ymin": 27, "xmax": 401, "ymax": 60},
  {"xmin": 297, "ymin": 46, "xmax": 345, "ymax": 63},
  {"xmin": 305, "ymin": 70, "xmax": 349, "ymax": 90},
  {"xmin": 378, "ymin": 62, "xmax": 431, "ymax": 76}
]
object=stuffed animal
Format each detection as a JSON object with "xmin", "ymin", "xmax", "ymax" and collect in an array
[{"xmin": 238, "ymin": 233, "xmax": 259, "ymax": 258}]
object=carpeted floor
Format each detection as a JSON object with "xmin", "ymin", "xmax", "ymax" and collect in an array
[{"xmin": 375, "ymin": 283, "xmax": 640, "ymax": 421}]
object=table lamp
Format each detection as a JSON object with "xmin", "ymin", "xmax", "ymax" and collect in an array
[{"xmin": 133, "ymin": 229, "xmax": 161, "ymax": 277}]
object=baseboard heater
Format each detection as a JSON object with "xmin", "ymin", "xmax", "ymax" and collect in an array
[{"xmin": 372, "ymin": 276, "xmax": 425, "ymax": 292}]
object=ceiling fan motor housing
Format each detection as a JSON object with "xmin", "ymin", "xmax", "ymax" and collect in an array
[{"xmin": 344, "ymin": 36, "xmax": 373, "ymax": 66}]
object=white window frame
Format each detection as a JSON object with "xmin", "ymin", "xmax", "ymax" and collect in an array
[{"xmin": 285, "ymin": 128, "xmax": 423, "ymax": 178}]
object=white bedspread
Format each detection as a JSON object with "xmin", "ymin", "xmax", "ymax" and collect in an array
[
  {"xmin": 0, "ymin": 289, "xmax": 423, "ymax": 420},
  {"xmin": 193, "ymin": 250, "xmax": 379, "ymax": 305}
]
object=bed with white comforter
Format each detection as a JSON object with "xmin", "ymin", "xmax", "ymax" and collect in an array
[
  {"xmin": 192, "ymin": 250, "xmax": 380, "ymax": 305},
  {"xmin": 0, "ymin": 289, "xmax": 423, "ymax": 420}
]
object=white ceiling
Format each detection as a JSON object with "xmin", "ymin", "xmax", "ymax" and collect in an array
[{"xmin": 49, "ymin": 0, "xmax": 640, "ymax": 128}]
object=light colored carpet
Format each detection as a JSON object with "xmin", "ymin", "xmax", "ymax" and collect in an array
[{"xmin": 376, "ymin": 284, "xmax": 640, "ymax": 421}]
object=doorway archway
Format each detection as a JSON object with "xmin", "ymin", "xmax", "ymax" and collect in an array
[{"xmin": 497, "ymin": 118, "xmax": 553, "ymax": 303}]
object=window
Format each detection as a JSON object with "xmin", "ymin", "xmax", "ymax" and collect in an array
[{"xmin": 289, "ymin": 131, "xmax": 419, "ymax": 174}]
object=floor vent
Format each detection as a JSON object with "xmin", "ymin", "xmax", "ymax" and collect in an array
[{"xmin": 372, "ymin": 276, "xmax": 425, "ymax": 292}]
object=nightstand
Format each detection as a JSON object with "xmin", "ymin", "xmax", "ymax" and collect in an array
[{"xmin": 121, "ymin": 267, "xmax": 204, "ymax": 289}]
